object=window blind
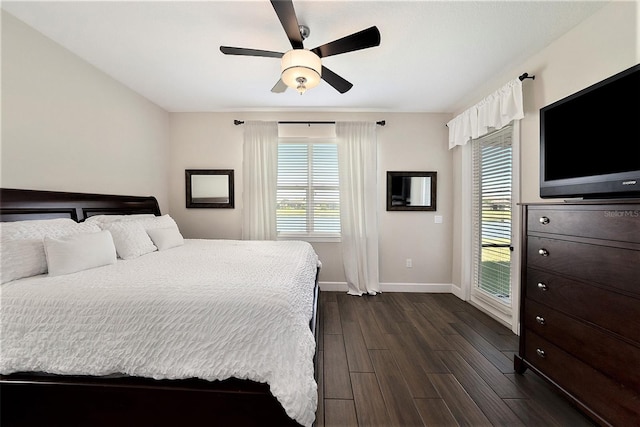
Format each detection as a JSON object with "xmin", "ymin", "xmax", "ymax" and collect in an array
[
  {"xmin": 277, "ymin": 141, "xmax": 340, "ymax": 235},
  {"xmin": 472, "ymin": 125, "xmax": 513, "ymax": 303}
]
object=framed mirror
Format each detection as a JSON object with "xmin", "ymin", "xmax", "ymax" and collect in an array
[
  {"xmin": 185, "ymin": 169, "xmax": 234, "ymax": 209},
  {"xmin": 387, "ymin": 171, "xmax": 437, "ymax": 211}
]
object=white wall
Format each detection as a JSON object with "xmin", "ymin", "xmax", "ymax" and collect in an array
[
  {"xmin": 168, "ymin": 111, "xmax": 453, "ymax": 289},
  {"xmin": 1, "ymin": 11, "xmax": 170, "ymax": 212},
  {"xmin": 450, "ymin": 1, "xmax": 639, "ymax": 289}
]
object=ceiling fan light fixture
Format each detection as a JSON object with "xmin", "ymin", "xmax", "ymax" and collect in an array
[{"xmin": 281, "ymin": 49, "xmax": 321, "ymax": 94}]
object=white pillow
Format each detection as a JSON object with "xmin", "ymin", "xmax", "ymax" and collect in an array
[
  {"xmin": 0, "ymin": 239, "xmax": 48, "ymax": 284},
  {"xmin": 102, "ymin": 221, "xmax": 157, "ymax": 260},
  {"xmin": 0, "ymin": 217, "xmax": 76, "ymax": 235},
  {"xmin": 147, "ymin": 227, "xmax": 185, "ymax": 251},
  {"xmin": 44, "ymin": 231, "xmax": 117, "ymax": 277},
  {"xmin": 0, "ymin": 219, "xmax": 101, "ymax": 284},
  {"xmin": 85, "ymin": 214, "xmax": 156, "ymax": 225},
  {"xmin": 139, "ymin": 214, "xmax": 179, "ymax": 231}
]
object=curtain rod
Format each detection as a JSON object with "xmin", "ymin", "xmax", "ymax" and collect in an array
[
  {"xmin": 519, "ymin": 72, "xmax": 535, "ymax": 81},
  {"xmin": 234, "ymin": 120, "xmax": 386, "ymax": 126}
]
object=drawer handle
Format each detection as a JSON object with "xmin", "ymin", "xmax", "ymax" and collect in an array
[
  {"xmin": 537, "ymin": 282, "xmax": 548, "ymax": 291},
  {"xmin": 536, "ymin": 348, "xmax": 546, "ymax": 358},
  {"xmin": 539, "ymin": 216, "xmax": 550, "ymax": 225},
  {"xmin": 538, "ymin": 248, "xmax": 549, "ymax": 256},
  {"xmin": 535, "ymin": 315, "xmax": 546, "ymax": 325}
]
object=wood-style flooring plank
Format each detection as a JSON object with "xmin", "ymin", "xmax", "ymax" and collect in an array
[
  {"xmin": 336, "ymin": 293, "xmax": 360, "ymax": 323},
  {"xmin": 414, "ymin": 302, "xmax": 459, "ymax": 335},
  {"xmin": 447, "ymin": 334, "xmax": 526, "ymax": 399},
  {"xmin": 324, "ymin": 399, "xmax": 358, "ymax": 427},
  {"xmin": 315, "ymin": 349, "xmax": 325, "ymax": 427},
  {"xmin": 341, "ymin": 321, "xmax": 373, "ymax": 373},
  {"xmin": 504, "ymin": 398, "xmax": 565, "ymax": 427},
  {"xmin": 450, "ymin": 321, "xmax": 513, "ymax": 373},
  {"xmin": 429, "ymin": 373, "xmax": 493, "ymax": 427},
  {"xmin": 323, "ymin": 301, "xmax": 342, "ymax": 335},
  {"xmin": 385, "ymin": 292, "xmax": 416, "ymax": 313},
  {"xmin": 317, "ymin": 297, "xmax": 325, "ymax": 352},
  {"xmin": 369, "ymin": 299, "xmax": 406, "ymax": 335},
  {"xmin": 414, "ymin": 398, "xmax": 460, "ymax": 427},
  {"xmin": 416, "ymin": 294, "xmax": 460, "ymax": 323},
  {"xmin": 437, "ymin": 350, "xmax": 525, "ymax": 426},
  {"xmin": 369, "ymin": 349, "xmax": 425, "ymax": 426},
  {"xmin": 459, "ymin": 300, "xmax": 517, "ymax": 336},
  {"xmin": 408, "ymin": 308, "xmax": 455, "ymax": 351},
  {"xmin": 392, "ymin": 325, "xmax": 450, "ymax": 373},
  {"xmin": 323, "ymin": 334, "xmax": 353, "ymax": 399},
  {"xmin": 432, "ymin": 293, "xmax": 473, "ymax": 312},
  {"xmin": 353, "ymin": 300, "xmax": 387, "ymax": 350},
  {"xmin": 383, "ymin": 332, "xmax": 441, "ymax": 398},
  {"xmin": 504, "ymin": 373, "xmax": 597, "ymax": 427},
  {"xmin": 454, "ymin": 310, "xmax": 519, "ymax": 351},
  {"xmin": 350, "ymin": 372, "xmax": 393, "ymax": 427}
]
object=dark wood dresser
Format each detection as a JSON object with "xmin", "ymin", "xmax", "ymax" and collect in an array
[{"xmin": 515, "ymin": 201, "xmax": 640, "ymax": 426}]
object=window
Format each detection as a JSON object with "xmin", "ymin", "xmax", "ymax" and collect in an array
[
  {"xmin": 472, "ymin": 125, "xmax": 513, "ymax": 305},
  {"xmin": 277, "ymin": 140, "xmax": 340, "ymax": 240}
]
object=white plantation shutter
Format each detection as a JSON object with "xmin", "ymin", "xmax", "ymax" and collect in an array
[
  {"xmin": 277, "ymin": 143, "xmax": 308, "ymax": 233},
  {"xmin": 472, "ymin": 124, "xmax": 513, "ymax": 303},
  {"xmin": 277, "ymin": 141, "xmax": 340, "ymax": 236},
  {"xmin": 312, "ymin": 144, "xmax": 340, "ymax": 233}
]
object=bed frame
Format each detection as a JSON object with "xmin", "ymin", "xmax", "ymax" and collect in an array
[{"xmin": 0, "ymin": 188, "xmax": 320, "ymax": 427}]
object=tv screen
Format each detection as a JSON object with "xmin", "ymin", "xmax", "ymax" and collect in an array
[{"xmin": 540, "ymin": 64, "xmax": 640, "ymax": 199}]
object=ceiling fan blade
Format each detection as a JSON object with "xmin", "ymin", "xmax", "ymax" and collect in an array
[
  {"xmin": 321, "ymin": 66, "xmax": 353, "ymax": 94},
  {"xmin": 270, "ymin": 0, "xmax": 304, "ymax": 49},
  {"xmin": 220, "ymin": 46, "xmax": 283, "ymax": 58},
  {"xmin": 311, "ymin": 26, "xmax": 380, "ymax": 58},
  {"xmin": 271, "ymin": 79, "xmax": 288, "ymax": 93}
]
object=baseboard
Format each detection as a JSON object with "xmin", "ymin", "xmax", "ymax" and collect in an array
[
  {"xmin": 450, "ymin": 283, "xmax": 466, "ymax": 300},
  {"xmin": 318, "ymin": 282, "xmax": 348, "ymax": 292},
  {"xmin": 319, "ymin": 282, "xmax": 454, "ymax": 293}
]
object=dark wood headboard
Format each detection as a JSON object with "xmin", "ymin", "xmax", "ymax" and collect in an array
[{"xmin": 0, "ymin": 188, "xmax": 161, "ymax": 222}]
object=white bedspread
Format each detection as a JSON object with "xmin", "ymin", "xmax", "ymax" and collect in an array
[{"xmin": 0, "ymin": 239, "xmax": 319, "ymax": 427}]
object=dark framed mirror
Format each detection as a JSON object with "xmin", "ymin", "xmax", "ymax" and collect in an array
[
  {"xmin": 185, "ymin": 169, "xmax": 234, "ymax": 209},
  {"xmin": 387, "ymin": 171, "xmax": 437, "ymax": 211}
]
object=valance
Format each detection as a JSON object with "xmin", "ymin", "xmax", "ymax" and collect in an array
[{"xmin": 447, "ymin": 78, "xmax": 524, "ymax": 149}]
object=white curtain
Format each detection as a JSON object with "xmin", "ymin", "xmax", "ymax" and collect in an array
[
  {"xmin": 337, "ymin": 122, "xmax": 380, "ymax": 296},
  {"xmin": 242, "ymin": 121, "xmax": 278, "ymax": 240},
  {"xmin": 447, "ymin": 78, "xmax": 524, "ymax": 149}
]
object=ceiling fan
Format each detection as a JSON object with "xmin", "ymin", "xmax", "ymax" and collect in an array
[{"xmin": 220, "ymin": 0, "xmax": 381, "ymax": 95}]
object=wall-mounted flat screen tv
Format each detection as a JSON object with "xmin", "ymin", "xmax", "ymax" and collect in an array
[{"xmin": 540, "ymin": 63, "xmax": 640, "ymax": 199}]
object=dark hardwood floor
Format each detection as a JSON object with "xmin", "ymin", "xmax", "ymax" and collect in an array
[{"xmin": 315, "ymin": 291, "xmax": 596, "ymax": 427}]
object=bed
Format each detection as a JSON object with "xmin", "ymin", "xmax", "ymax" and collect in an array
[{"xmin": 0, "ymin": 188, "xmax": 320, "ymax": 427}]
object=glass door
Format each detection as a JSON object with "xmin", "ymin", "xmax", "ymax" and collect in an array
[{"xmin": 471, "ymin": 125, "xmax": 513, "ymax": 314}]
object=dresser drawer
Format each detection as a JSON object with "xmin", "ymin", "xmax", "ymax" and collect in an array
[
  {"xmin": 527, "ymin": 236, "xmax": 640, "ymax": 296},
  {"xmin": 527, "ymin": 205, "xmax": 640, "ymax": 243},
  {"xmin": 524, "ymin": 330, "xmax": 640, "ymax": 426},
  {"xmin": 526, "ymin": 268, "xmax": 640, "ymax": 344},
  {"xmin": 524, "ymin": 298, "xmax": 640, "ymax": 390}
]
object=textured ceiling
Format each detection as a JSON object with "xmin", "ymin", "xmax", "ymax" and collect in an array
[{"xmin": 2, "ymin": 1, "xmax": 609, "ymax": 113}]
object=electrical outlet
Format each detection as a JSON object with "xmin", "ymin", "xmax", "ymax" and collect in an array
[
  {"xmin": 434, "ymin": 215, "xmax": 443, "ymax": 224},
  {"xmin": 406, "ymin": 258, "xmax": 413, "ymax": 268}
]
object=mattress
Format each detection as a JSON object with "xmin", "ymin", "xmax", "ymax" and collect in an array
[{"xmin": 0, "ymin": 239, "xmax": 319, "ymax": 427}]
